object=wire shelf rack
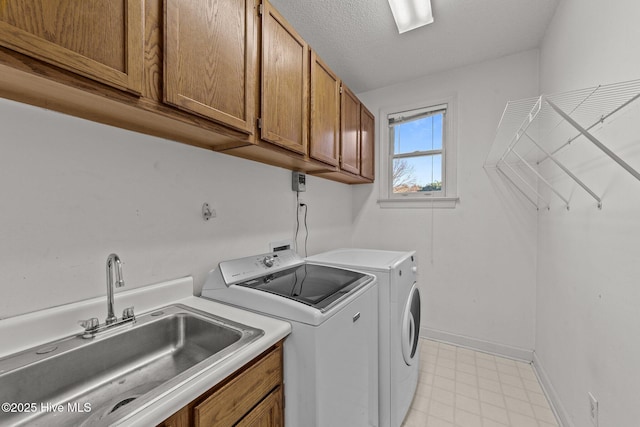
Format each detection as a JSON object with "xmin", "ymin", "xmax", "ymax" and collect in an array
[{"xmin": 485, "ymin": 79, "xmax": 640, "ymax": 210}]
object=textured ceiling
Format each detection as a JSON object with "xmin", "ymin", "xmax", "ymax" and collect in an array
[{"xmin": 269, "ymin": 0, "xmax": 560, "ymax": 93}]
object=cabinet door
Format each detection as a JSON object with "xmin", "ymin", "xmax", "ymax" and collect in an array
[
  {"xmin": 236, "ymin": 386, "xmax": 283, "ymax": 427},
  {"xmin": 309, "ymin": 50, "xmax": 340, "ymax": 167},
  {"xmin": 340, "ymin": 85, "xmax": 361, "ymax": 175},
  {"xmin": 360, "ymin": 105, "xmax": 375, "ymax": 181},
  {"xmin": 164, "ymin": 0, "xmax": 255, "ymax": 134},
  {"xmin": 0, "ymin": 0, "xmax": 143, "ymax": 94},
  {"xmin": 156, "ymin": 407, "xmax": 189, "ymax": 427},
  {"xmin": 260, "ymin": 0, "xmax": 308, "ymax": 155},
  {"xmin": 193, "ymin": 344, "xmax": 282, "ymax": 426}
]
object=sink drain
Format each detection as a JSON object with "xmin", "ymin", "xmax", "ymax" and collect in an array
[{"xmin": 110, "ymin": 397, "xmax": 137, "ymax": 414}]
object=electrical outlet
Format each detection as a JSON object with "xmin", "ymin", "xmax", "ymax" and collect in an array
[
  {"xmin": 588, "ymin": 392, "xmax": 598, "ymax": 426},
  {"xmin": 292, "ymin": 171, "xmax": 306, "ymax": 192}
]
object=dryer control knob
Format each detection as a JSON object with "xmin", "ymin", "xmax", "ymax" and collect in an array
[
  {"xmin": 412, "ymin": 266, "xmax": 418, "ymax": 273},
  {"xmin": 262, "ymin": 256, "xmax": 275, "ymax": 267}
]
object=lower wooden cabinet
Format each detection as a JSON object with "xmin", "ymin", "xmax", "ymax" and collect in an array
[
  {"xmin": 158, "ymin": 408, "xmax": 189, "ymax": 427},
  {"xmin": 235, "ymin": 386, "xmax": 283, "ymax": 427},
  {"xmin": 157, "ymin": 341, "xmax": 283, "ymax": 427}
]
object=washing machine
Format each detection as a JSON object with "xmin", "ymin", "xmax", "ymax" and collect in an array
[
  {"xmin": 202, "ymin": 250, "xmax": 379, "ymax": 427},
  {"xmin": 306, "ymin": 249, "xmax": 421, "ymax": 427}
]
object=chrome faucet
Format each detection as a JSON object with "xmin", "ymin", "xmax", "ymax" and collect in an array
[
  {"xmin": 106, "ymin": 253, "xmax": 125, "ymax": 324},
  {"xmin": 78, "ymin": 253, "xmax": 135, "ymax": 338}
]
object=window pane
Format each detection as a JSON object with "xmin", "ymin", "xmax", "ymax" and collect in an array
[
  {"xmin": 393, "ymin": 155, "xmax": 442, "ymax": 193},
  {"xmin": 393, "ymin": 113, "xmax": 443, "ymax": 155}
]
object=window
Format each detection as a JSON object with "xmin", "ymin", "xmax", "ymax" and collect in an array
[
  {"xmin": 378, "ymin": 97, "xmax": 458, "ymax": 208},
  {"xmin": 390, "ymin": 105, "xmax": 446, "ymax": 194}
]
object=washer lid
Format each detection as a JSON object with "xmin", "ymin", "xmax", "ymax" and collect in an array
[{"xmin": 236, "ymin": 263, "xmax": 373, "ymax": 312}]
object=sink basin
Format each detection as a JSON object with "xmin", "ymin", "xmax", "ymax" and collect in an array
[{"xmin": 0, "ymin": 304, "xmax": 264, "ymax": 426}]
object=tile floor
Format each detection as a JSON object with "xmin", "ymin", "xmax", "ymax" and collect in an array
[{"xmin": 402, "ymin": 339, "xmax": 559, "ymax": 427}]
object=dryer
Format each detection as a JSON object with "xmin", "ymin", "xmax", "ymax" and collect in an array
[{"xmin": 306, "ymin": 249, "xmax": 421, "ymax": 427}]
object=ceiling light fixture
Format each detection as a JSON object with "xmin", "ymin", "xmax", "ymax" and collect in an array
[{"xmin": 387, "ymin": 0, "xmax": 434, "ymax": 34}]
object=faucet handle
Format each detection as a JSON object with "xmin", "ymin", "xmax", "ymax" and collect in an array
[
  {"xmin": 122, "ymin": 306, "xmax": 135, "ymax": 320},
  {"xmin": 79, "ymin": 317, "xmax": 100, "ymax": 331}
]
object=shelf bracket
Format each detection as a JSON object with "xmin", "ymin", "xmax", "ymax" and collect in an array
[
  {"xmin": 522, "ymin": 131, "xmax": 602, "ymax": 209},
  {"xmin": 496, "ymin": 165, "xmax": 544, "ymax": 210},
  {"xmin": 540, "ymin": 91, "xmax": 640, "ymax": 165},
  {"xmin": 545, "ymin": 97, "xmax": 640, "ymax": 183},
  {"xmin": 498, "ymin": 160, "xmax": 551, "ymax": 210},
  {"xmin": 508, "ymin": 148, "xmax": 570, "ymax": 209}
]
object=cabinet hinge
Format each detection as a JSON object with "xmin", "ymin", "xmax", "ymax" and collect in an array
[
  {"xmin": 257, "ymin": 118, "xmax": 263, "ymax": 129},
  {"xmin": 339, "ymin": 86, "xmax": 344, "ymax": 94},
  {"xmin": 258, "ymin": 3, "xmax": 264, "ymax": 16}
]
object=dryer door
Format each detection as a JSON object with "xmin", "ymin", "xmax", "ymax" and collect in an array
[{"xmin": 401, "ymin": 283, "xmax": 421, "ymax": 365}]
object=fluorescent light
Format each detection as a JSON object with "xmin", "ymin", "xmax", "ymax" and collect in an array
[{"xmin": 387, "ymin": 0, "xmax": 434, "ymax": 34}]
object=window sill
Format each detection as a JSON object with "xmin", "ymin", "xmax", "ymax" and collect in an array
[{"xmin": 377, "ymin": 196, "xmax": 459, "ymax": 209}]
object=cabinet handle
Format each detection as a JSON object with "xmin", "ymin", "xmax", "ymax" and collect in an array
[{"xmin": 353, "ymin": 312, "xmax": 361, "ymax": 322}]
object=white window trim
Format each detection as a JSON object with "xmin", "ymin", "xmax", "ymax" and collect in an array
[{"xmin": 378, "ymin": 95, "xmax": 459, "ymax": 209}]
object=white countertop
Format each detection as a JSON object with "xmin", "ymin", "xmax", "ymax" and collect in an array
[{"xmin": 0, "ymin": 277, "xmax": 291, "ymax": 426}]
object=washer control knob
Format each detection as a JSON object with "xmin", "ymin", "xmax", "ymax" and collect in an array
[
  {"xmin": 412, "ymin": 266, "xmax": 418, "ymax": 273},
  {"xmin": 262, "ymin": 256, "xmax": 275, "ymax": 268}
]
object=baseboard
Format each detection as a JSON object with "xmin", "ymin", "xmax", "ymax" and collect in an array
[
  {"xmin": 532, "ymin": 351, "xmax": 572, "ymax": 427},
  {"xmin": 420, "ymin": 326, "xmax": 534, "ymax": 362}
]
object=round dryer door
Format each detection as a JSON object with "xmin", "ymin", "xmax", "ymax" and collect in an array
[{"xmin": 401, "ymin": 283, "xmax": 421, "ymax": 365}]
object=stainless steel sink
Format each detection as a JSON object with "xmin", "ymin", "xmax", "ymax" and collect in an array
[{"xmin": 0, "ymin": 304, "xmax": 264, "ymax": 426}]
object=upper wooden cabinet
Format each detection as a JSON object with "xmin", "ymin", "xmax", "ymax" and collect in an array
[
  {"xmin": 164, "ymin": 0, "xmax": 255, "ymax": 134},
  {"xmin": 309, "ymin": 50, "xmax": 340, "ymax": 167},
  {"xmin": 340, "ymin": 84, "xmax": 361, "ymax": 175},
  {"xmin": 260, "ymin": 0, "xmax": 308, "ymax": 155},
  {"xmin": 0, "ymin": 0, "xmax": 373, "ymax": 184},
  {"xmin": 0, "ymin": 0, "xmax": 143, "ymax": 94},
  {"xmin": 360, "ymin": 104, "xmax": 375, "ymax": 181}
]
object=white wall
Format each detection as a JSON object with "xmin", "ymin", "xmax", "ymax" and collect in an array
[
  {"xmin": 0, "ymin": 98, "xmax": 354, "ymax": 319},
  {"xmin": 536, "ymin": 1, "xmax": 640, "ymax": 426},
  {"xmin": 352, "ymin": 50, "xmax": 540, "ymax": 356}
]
